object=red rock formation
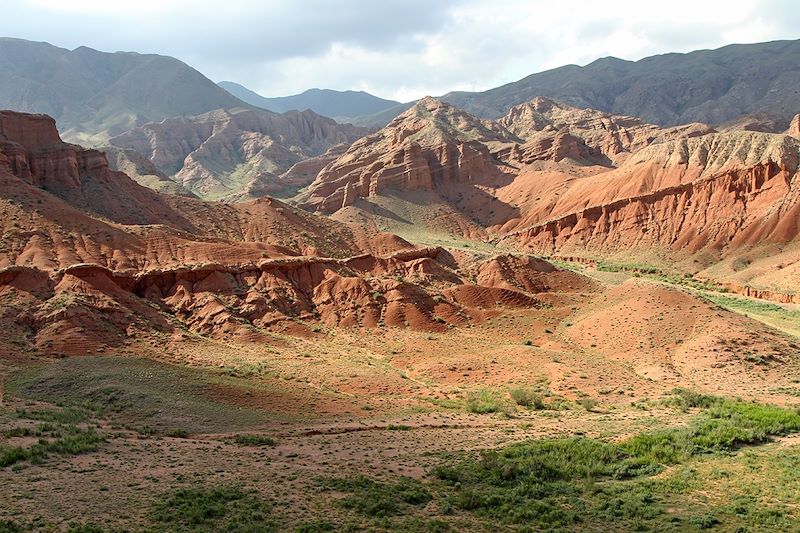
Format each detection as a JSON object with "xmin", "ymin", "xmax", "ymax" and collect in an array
[
  {"xmin": 506, "ymin": 130, "xmax": 609, "ymax": 165},
  {"xmin": 0, "ymin": 109, "xmax": 416, "ymax": 269},
  {"xmin": 0, "ymin": 249, "xmax": 579, "ymax": 353},
  {"xmin": 501, "ymin": 131, "xmax": 800, "ymax": 260},
  {"xmin": 297, "ymin": 97, "xmax": 518, "ymax": 215},
  {"xmin": 498, "ymin": 97, "xmax": 715, "ymax": 166}
]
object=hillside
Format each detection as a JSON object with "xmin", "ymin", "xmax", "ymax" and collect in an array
[
  {"xmin": 218, "ymin": 82, "xmax": 401, "ymax": 124},
  {"xmin": 108, "ymin": 107, "xmax": 366, "ymax": 201},
  {"xmin": 0, "ymin": 38, "xmax": 250, "ymax": 143},
  {"xmin": 442, "ymin": 39, "xmax": 800, "ymax": 127},
  {"xmin": 294, "ymin": 97, "xmax": 800, "ymax": 293}
]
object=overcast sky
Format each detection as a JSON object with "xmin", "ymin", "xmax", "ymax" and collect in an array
[{"xmin": 3, "ymin": 0, "xmax": 799, "ymax": 102}]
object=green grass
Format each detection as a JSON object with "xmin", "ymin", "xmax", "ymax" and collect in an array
[
  {"xmin": 0, "ymin": 520, "xmax": 23, "ymax": 533},
  {"xmin": 465, "ymin": 389, "xmax": 511, "ymax": 415},
  {"xmin": 150, "ymin": 485, "xmax": 276, "ymax": 532},
  {"xmin": 596, "ymin": 261, "xmax": 662, "ymax": 275},
  {"xmin": 13, "ymin": 406, "xmax": 93, "ymax": 424},
  {"xmin": 319, "ymin": 476, "xmax": 431, "ymax": 518},
  {"xmin": 1, "ymin": 406, "xmax": 105, "ymax": 467},
  {"xmin": 231, "ymin": 434, "xmax": 277, "ymax": 447},
  {"xmin": 6, "ymin": 356, "xmax": 276, "ymax": 434},
  {"xmin": 667, "ymin": 387, "xmax": 722, "ymax": 410},
  {"xmin": 432, "ymin": 395, "xmax": 800, "ymax": 528},
  {"xmin": 1, "ymin": 428, "xmax": 104, "ymax": 467}
]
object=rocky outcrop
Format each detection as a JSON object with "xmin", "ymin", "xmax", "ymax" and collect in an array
[
  {"xmin": 109, "ymin": 108, "xmax": 366, "ymax": 200},
  {"xmin": 0, "ymin": 110, "xmax": 414, "ymax": 271},
  {"xmin": 497, "ymin": 97, "xmax": 714, "ymax": 165},
  {"xmin": 103, "ymin": 146, "xmax": 195, "ymax": 197},
  {"xmin": 506, "ymin": 131, "xmax": 609, "ymax": 165},
  {"xmin": 502, "ymin": 131, "xmax": 800, "ymax": 256},
  {"xmin": 297, "ymin": 97, "xmax": 518, "ymax": 214},
  {"xmin": 720, "ymin": 113, "xmax": 786, "ymax": 133},
  {"xmin": 0, "ymin": 110, "xmax": 197, "ymax": 227},
  {"xmin": 0, "ymin": 250, "xmax": 578, "ymax": 353},
  {"xmin": 718, "ymin": 282, "xmax": 799, "ymax": 305},
  {"xmin": 789, "ymin": 114, "xmax": 800, "ymax": 138},
  {"xmin": 475, "ymin": 254, "xmax": 598, "ymax": 294}
]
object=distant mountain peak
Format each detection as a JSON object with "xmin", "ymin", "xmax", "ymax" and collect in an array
[{"xmin": 218, "ymin": 81, "xmax": 402, "ymax": 124}]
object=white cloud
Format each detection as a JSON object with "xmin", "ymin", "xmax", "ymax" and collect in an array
[{"xmin": 4, "ymin": 0, "xmax": 799, "ymax": 101}]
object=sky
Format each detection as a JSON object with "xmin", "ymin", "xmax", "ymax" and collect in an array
[{"xmin": 2, "ymin": 0, "xmax": 799, "ymax": 102}]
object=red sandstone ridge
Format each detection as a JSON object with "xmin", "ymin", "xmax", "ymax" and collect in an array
[
  {"xmin": 296, "ymin": 97, "xmax": 519, "ymax": 217},
  {"xmin": 0, "ymin": 109, "xmax": 410, "ymax": 271},
  {"xmin": 109, "ymin": 107, "xmax": 366, "ymax": 201},
  {"xmin": 498, "ymin": 130, "xmax": 800, "ymax": 290},
  {"xmin": 295, "ymin": 96, "xmax": 716, "ymax": 237},
  {"xmin": 497, "ymin": 97, "xmax": 715, "ymax": 166},
  {"xmin": 0, "ymin": 248, "xmax": 593, "ymax": 353}
]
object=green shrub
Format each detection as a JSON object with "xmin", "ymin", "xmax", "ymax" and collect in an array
[
  {"xmin": 232, "ymin": 434, "xmax": 277, "ymax": 447},
  {"xmin": 434, "ymin": 399, "xmax": 800, "ymax": 526},
  {"xmin": 319, "ymin": 476, "xmax": 431, "ymax": 518},
  {"xmin": 465, "ymin": 390, "xmax": 508, "ymax": 414},
  {"xmin": 0, "ymin": 429, "xmax": 104, "ymax": 467},
  {"xmin": 669, "ymin": 388, "xmax": 722, "ymax": 410},
  {"xmin": 151, "ymin": 485, "xmax": 275, "ymax": 532},
  {"xmin": 0, "ymin": 520, "xmax": 23, "ymax": 533},
  {"xmin": 14, "ymin": 406, "xmax": 92, "ymax": 424},
  {"xmin": 578, "ymin": 397, "xmax": 598, "ymax": 412},
  {"xmin": 509, "ymin": 388, "xmax": 545, "ymax": 409},
  {"xmin": 295, "ymin": 520, "xmax": 335, "ymax": 532}
]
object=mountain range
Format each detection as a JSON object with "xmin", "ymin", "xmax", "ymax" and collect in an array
[
  {"xmin": 218, "ymin": 82, "xmax": 401, "ymax": 124},
  {"xmin": 441, "ymin": 39, "xmax": 800, "ymax": 127},
  {"xmin": 0, "ymin": 37, "xmax": 250, "ymax": 143}
]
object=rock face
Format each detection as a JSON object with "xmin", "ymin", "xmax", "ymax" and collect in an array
[
  {"xmin": 297, "ymin": 97, "xmax": 519, "ymax": 214},
  {"xmin": 0, "ymin": 247, "xmax": 591, "ymax": 353},
  {"xmin": 502, "ymin": 131, "xmax": 800, "ymax": 256},
  {"xmin": 0, "ymin": 109, "xmax": 405, "ymax": 270},
  {"xmin": 109, "ymin": 108, "xmax": 366, "ymax": 200},
  {"xmin": 497, "ymin": 97, "xmax": 715, "ymax": 166},
  {"xmin": 0, "ymin": 110, "xmax": 191, "ymax": 226},
  {"xmin": 789, "ymin": 114, "xmax": 800, "ymax": 138}
]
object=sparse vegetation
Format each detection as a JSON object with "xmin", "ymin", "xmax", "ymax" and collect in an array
[
  {"xmin": 509, "ymin": 387, "xmax": 545, "ymax": 409},
  {"xmin": 1, "ymin": 428, "xmax": 104, "ymax": 467},
  {"xmin": 465, "ymin": 389, "xmax": 509, "ymax": 414},
  {"xmin": 150, "ymin": 485, "xmax": 276, "ymax": 532},
  {"xmin": 231, "ymin": 434, "xmax": 277, "ymax": 447},
  {"xmin": 433, "ymin": 395, "xmax": 800, "ymax": 528},
  {"xmin": 319, "ymin": 476, "xmax": 431, "ymax": 518}
]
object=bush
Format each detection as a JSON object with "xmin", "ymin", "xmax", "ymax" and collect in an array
[
  {"xmin": 466, "ymin": 390, "xmax": 508, "ymax": 414},
  {"xmin": 151, "ymin": 485, "xmax": 275, "ymax": 532},
  {"xmin": 232, "ymin": 434, "xmax": 277, "ymax": 447},
  {"xmin": 319, "ymin": 476, "xmax": 431, "ymax": 517},
  {"xmin": 509, "ymin": 388, "xmax": 545, "ymax": 409},
  {"xmin": 434, "ymin": 399, "xmax": 800, "ymax": 526},
  {"xmin": 0, "ymin": 428, "xmax": 104, "ymax": 467},
  {"xmin": 578, "ymin": 397, "xmax": 598, "ymax": 412},
  {"xmin": 668, "ymin": 388, "xmax": 721, "ymax": 410}
]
